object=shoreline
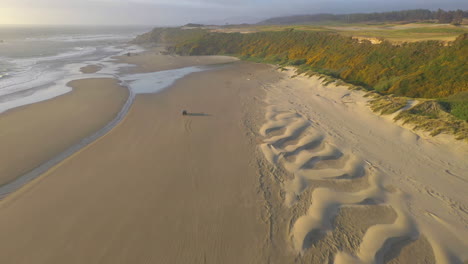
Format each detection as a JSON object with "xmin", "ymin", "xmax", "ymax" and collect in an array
[
  {"xmin": 0, "ymin": 54, "xmax": 241, "ymax": 197},
  {"xmin": 0, "ymin": 61, "xmax": 277, "ymax": 263},
  {"xmin": 0, "ymin": 78, "xmax": 129, "ymax": 190},
  {"xmin": 0, "ymin": 49, "xmax": 465, "ymax": 262},
  {"xmin": 116, "ymin": 47, "xmax": 239, "ymax": 74}
]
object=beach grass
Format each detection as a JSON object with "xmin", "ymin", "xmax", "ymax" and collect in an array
[
  {"xmin": 369, "ymin": 95, "xmax": 408, "ymax": 115},
  {"xmin": 438, "ymin": 91, "xmax": 468, "ymax": 121},
  {"xmin": 395, "ymin": 100, "xmax": 468, "ymax": 140}
]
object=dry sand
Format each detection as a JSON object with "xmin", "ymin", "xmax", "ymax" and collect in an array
[
  {"xmin": 118, "ymin": 47, "xmax": 239, "ymax": 73},
  {"xmin": 0, "ymin": 78, "xmax": 128, "ymax": 186},
  {"xmin": 0, "ymin": 50, "xmax": 466, "ymax": 264},
  {"xmin": 0, "ymin": 62, "xmax": 278, "ymax": 264},
  {"xmin": 258, "ymin": 69, "xmax": 468, "ymax": 263}
]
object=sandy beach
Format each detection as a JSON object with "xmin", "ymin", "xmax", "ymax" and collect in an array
[
  {"xmin": 0, "ymin": 78, "xmax": 128, "ymax": 187},
  {"xmin": 0, "ymin": 61, "xmax": 277, "ymax": 263},
  {"xmin": 80, "ymin": 65, "xmax": 103, "ymax": 74},
  {"xmin": 0, "ymin": 51, "xmax": 466, "ymax": 263},
  {"xmin": 257, "ymin": 70, "xmax": 467, "ymax": 263},
  {"xmin": 118, "ymin": 47, "xmax": 239, "ymax": 73}
]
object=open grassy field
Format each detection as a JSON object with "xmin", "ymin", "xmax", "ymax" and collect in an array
[{"xmin": 212, "ymin": 23, "xmax": 468, "ymax": 43}]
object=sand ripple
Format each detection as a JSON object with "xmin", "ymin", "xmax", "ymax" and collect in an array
[{"xmin": 258, "ymin": 77, "xmax": 465, "ymax": 263}]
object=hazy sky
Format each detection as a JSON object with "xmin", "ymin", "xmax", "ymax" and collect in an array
[{"xmin": 1, "ymin": 0, "xmax": 467, "ymax": 25}]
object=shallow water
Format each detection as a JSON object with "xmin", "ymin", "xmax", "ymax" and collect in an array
[
  {"xmin": 0, "ymin": 64, "xmax": 211, "ymax": 196},
  {"xmin": 0, "ymin": 25, "xmax": 150, "ymax": 113},
  {"xmin": 122, "ymin": 67, "xmax": 206, "ymax": 94},
  {"xmin": 0, "ymin": 25, "xmax": 232, "ymax": 198}
]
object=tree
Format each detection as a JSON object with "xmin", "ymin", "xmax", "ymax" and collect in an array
[
  {"xmin": 436, "ymin": 9, "xmax": 453, "ymax": 23},
  {"xmin": 451, "ymin": 9, "xmax": 464, "ymax": 25}
]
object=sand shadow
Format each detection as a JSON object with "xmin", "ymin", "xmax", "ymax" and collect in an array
[
  {"xmin": 302, "ymin": 229, "xmax": 327, "ymax": 250},
  {"xmin": 381, "ymin": 237, "xmax": 414, "ymax": 264},
  {"xmin": 185, "ymin": 113, "xmax": 212, "ymax": 117}
]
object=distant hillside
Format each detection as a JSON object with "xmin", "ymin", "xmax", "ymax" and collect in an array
[
  {"xmin": 259, "ymin": 9, "xmax": 468, "ymax": 25},
  {"xmin": 196, "ymin": 16, "xmax": 264, "ymax": 26},
  {"xmin": 133, "ymin": 26, "xmax": 467, "ymax": 120},
  {"xmin": 173, "ymin": 31, "xmax": 467, "ymax": 100},
  {"xmin": 132, "ymin": 27, "xmax": 207, "ymax": 45}
]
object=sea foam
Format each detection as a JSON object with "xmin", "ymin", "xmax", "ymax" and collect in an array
[
  {"xmin": 121, "ymin": 67, "xmax": 205, "ymax": 94},
  {"xmin": 0, "ymin": 45, "xmax": 131, "ymax": 113}
]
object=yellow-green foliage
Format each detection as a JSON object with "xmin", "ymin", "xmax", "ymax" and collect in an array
[
  {"xmin": 370, "ymin": 96, "xmax": 408, "ymax": 115},
  {"xmin": 216, "ymin": 22, "xmax": 468, "ymax": 44},
  {"xmin": 336, "ymin": 25, "xmax": 468, "ymax": 43},
  {"xmin": 174, "ymin": 31, "xmax": 468, "ymax": 99}
]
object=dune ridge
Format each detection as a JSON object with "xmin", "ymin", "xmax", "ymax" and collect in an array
[
  {"xmin": 260, "ymin": 103, "xmax": 417, "ymax": 263},
  {"xmin": 258, "ymin": 70, "xmax": 467, "ymax": 263}
]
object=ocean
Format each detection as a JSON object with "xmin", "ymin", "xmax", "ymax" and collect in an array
[
  {"xmin": 0, "ymin": 25, "xmax": 152, "ymax": 113},
  {"xmin": 0, "ymin": 25, "xmax": 216, "ymax": 197}
]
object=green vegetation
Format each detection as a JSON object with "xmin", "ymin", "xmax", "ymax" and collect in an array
[
  {"xmin": 132, "ymin": 27, "xmax": 207, "ymax": 45},
  {"xmin": 394, "ymin": 101, "xmax": 468, "ymax": 139},
  {"xmin": 368, "ymin": 95, "xmax": 468, "ymax": 139},
  {"xmin": 259, "ymin": 9, "xmax": 467, "ymax": 25},
  {"xmin": 135, "ymin": 26, "xmax": 468, "ymax": 139},
  {"xmin": 337, "ymin": 25, "xmax": 468, "ymax": 43},
  {"xmin": 369, "ymin": 96, "xmax": 408, "ymax": 115},
  {"xmin": 184, "ymin": 23, "xmax": 205, "ymax": 28},
  {"xmin": 397, "ymin": 27, "xmax": 467, "ymax": 34},
  {"xmin": 217, "ymin": 23, "xmax": 468, "ymax": 43},
  {"xmin": 438, "ymin": 91, "xmax": 468, "ymax": 121},
  {"xmin": 173, "ymin": 31, "xmax": 468, "ymax": 99}
]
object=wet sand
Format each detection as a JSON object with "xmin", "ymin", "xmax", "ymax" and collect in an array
[
  {"xmin": 80, "ymin": 65, "xmax": 102, "ymax": 74},
  {"xmin": 0, "ymin": 51, "xmax": 466, "ymax": 263},
  {"xmin": 118, "ymin": 47, "xmax": 239, "ymax": 73},
  {"xmin": 0, "ymin": 62, "xmax": 278, "ymax": 263},
  {"xmin": 0, "ymin": 78, "xmax": 128, "ymax": 186}
]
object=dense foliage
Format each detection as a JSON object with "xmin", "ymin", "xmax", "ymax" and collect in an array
[
  {"xmin": 259, "ymin": 9, "xmax": 468, "ymax": 25},
  {"xmin": 173, "ymin": 31, "xmax": 468, "ymax": 101},
  {"xmin": 439, "ymin": 91, "xmax": 468, "ymax": 121}
]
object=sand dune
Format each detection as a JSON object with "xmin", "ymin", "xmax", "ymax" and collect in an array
[
  {"xmin": 1, "ymin": 50, "xmax": 466, "ymax": 263},
  {"xmin": 259, "ymin": 104, "xmax": 417, "ymax": 263},
  {"xmin": 258, "ymin": 69, "xmax": 467, "ymax": 263},
  {"xmin": 260, "ymin": 106, "xmax": 366, "ymax": 204}
]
